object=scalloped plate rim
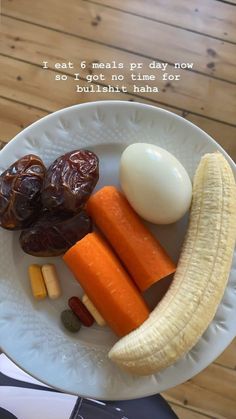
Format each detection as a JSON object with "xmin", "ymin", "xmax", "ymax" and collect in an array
[{"xmin": 0, "ymin": 100, "xmax": 235, "ymax": 400}]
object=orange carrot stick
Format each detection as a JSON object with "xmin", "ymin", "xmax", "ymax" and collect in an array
[
  {"xmin": 86, "ymin": 186, "xmax": 176, "ymax": 292},
  {"xmin": 63, "ymin": 232, "xmax": 150, "ymax": 337}
]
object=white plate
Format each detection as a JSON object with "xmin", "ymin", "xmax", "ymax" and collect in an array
[{"xmin": 0, "ymin": 101, "xmax": 235, "ymax": 400}]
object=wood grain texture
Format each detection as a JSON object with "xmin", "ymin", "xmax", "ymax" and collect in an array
[
  {"xmin": 168, "ymin": 403, "xmax": 212, "ymax": 419},
  {"xmin": 215, "ymin": 338, "xmax": 236, "ymax": 369},
  {"xmin": 185, "ymin": 114, "xmax": 236, "ymax": 161},
  {"xmin": 0, "ymin": 97, "xmax": 48, "ymax": 142},
  {"xmin": 162, "ymin": 363, "xmax": 236, "ymax": 418},
  {"xmin": 1, "ymin": 17, "xmax": 236, "ymax": 125},
  {"xmin": 2, "ymin": 0, "xmax": 236, "ymax": 83},
  {"xmin": 1, "ymin": 53, "xmax": 236, "ymax": 161},
  {"xmin": 89, "ymin": 0, "xmax": 236, "ymax": 43},
  {"xmin": 0, "ymin": 55, "xmax": 147, "ymax": 111},
  {"xmin": 0, "ymin": 140, "xmax": 8, "ymax": 150}
]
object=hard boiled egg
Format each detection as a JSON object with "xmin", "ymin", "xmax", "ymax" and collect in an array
[{"xmin": 119, "ymin": 143, "xmax": 192, "ymax": 224}]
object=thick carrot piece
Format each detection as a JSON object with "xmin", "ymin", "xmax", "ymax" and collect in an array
[
  {"xmin": 86, "ymin": 186, "xmax": 176, "ymax": 292},
  {"xmin": 63, "ymin": 232, "xmax": 150, "ymax": 337}
]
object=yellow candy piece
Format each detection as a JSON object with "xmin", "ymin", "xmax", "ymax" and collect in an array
[
  {"xmin": 42, "ymin": 264, "xmax": 61, "ymax": 300},
  {"xmin": 28, "ymin": 264, "xmax": 47, "ymax": 300},
  {"xmin": 82, "ymin": 294, "xmax": 106, "ymax": 326}
]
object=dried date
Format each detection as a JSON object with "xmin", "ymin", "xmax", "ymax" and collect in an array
[
  {"xmin": 20, "ymin": 210, "xmax": 92, "ymax": 256},
  {"xmin": 0, "ymin": 154, "xmax": 46, "ymax": 230},
  {"xmin": 41, "ymin": 150, "xmax": 99, "ymax": 214}
]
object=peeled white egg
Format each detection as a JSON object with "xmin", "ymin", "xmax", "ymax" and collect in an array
[{"xmin": 119, "ymin": 143, "xmax": 192, "ymax": 224}]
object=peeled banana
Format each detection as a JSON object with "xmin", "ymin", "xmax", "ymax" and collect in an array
[{"xmin": 109, "ymin": 152, "xmax": 236, "ymax": 375}]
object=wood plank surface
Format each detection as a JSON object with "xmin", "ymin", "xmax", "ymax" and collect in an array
[
  {"xmin": 215, "ymin": 338, "xmax": 236, "ymax": 369},
  {"xmin": 0, "ymin": 97, "xmax": 48, "ymax": 142},
  {"xmin": 2, "ymin": 0, "xmax": 236, "ymax": 83},
  {"xmin": 0, "ymin": 55, "xmax": 151, "ymax": 111},
  {"xmin": 89, "ymin": 0, "xmax": 236, "ymax": 43},
  {"xmin": 1, "ymin": 53, "xmax": 236, "ymax": 160},
  {"xmin": 162, "ymin": 363, "xmax": 236, "ymax": 418},
  {"xmin": 168, "ymin": 403, "xmax": 213, "ymax": 419},
  {"xmin": 184, "ymin": 114, "xmax": 236, "ymax": 161},
  {"xmin": 1, "ymin": 17, "xmax": 236, "ymax": 125},
  {"xmin": 1, "ymin": 53, "xmax": 236, "ymax": 154}
]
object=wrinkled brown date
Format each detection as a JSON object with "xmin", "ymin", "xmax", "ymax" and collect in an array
[
  {"xmin": 20, "ymin": 210, "xmax": 92, "ymax": 256},
  {"xmin": 41, "ymin": 150, "xmax": 99, "ymax": 214},
  {"xmin": 0, "ymin": 155, "xmax": 46, "ymax": 230}
]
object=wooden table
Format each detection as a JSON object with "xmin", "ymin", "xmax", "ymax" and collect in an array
[{"xmin": 1, "ymin": 1, "xmax": 236, "ymax": 417}]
